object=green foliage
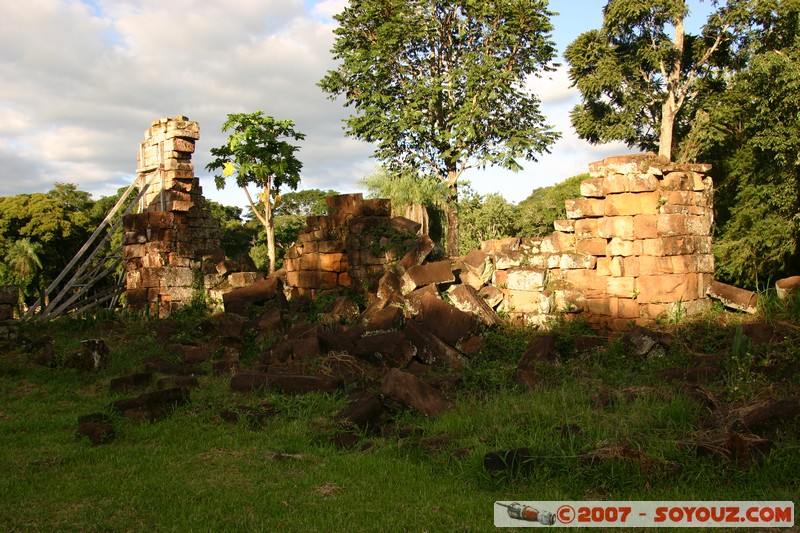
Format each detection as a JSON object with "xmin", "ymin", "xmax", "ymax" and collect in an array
[
  {"xmin": 457, "ymin": 188, "xmax": 519, "ymax": 255},
  {"xmin": 206, "ymin": 111, "xmax": 305, "ymax": 273},
  {"xmin": 273, "ymin": 188, "xmax": 336, "ymax": 217},
  {"xmin": 691, "ymin": 1, "xmax": 800, "ymax": 287},
  {"xmin": 517, "ymin": 173, "xmax": 585, "ymax": 237},
  {"xmin": 205, "ymin": 199, "xmax": 258, "ymax": 263},
  {"xmin": 320, "ymin": 0, "xmax": 560, "ymax": 253}
]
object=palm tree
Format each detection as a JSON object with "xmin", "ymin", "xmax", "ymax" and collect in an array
[{"xmin": 5, "ymin": 238, "xmax": 43, "ymax": 306}]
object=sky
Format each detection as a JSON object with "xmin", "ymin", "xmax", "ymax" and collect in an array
[{"xmin": 0, "ymin": 0, "xmax": 716, "ymax": 209}]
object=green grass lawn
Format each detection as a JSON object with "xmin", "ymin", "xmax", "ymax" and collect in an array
[{"xmin": 1, "ymin": 310, "xmax": 798, "ymax": 531}]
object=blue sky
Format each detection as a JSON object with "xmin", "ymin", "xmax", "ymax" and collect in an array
[{"xmin": 0, "ymin": 0, "xmax": 718, "ymax": 208}]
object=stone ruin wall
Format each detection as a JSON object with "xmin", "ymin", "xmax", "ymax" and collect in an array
[
  {"xmin": 282, "ymin": 154, "xmax": 715, "ymax": 329},
  {"xmin": 123, "ymin": 116, "xmax": 259, "ymax": 317}
]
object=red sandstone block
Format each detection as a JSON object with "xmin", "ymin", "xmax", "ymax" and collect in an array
[
  {"xmin": 338, "ymin": 272, "xmax": 352, "ymax": 287},
  {"xmin": 286, "ymin": 270, "xmax": 339, "ymax": 289},
  {"xmin": 606, "ymin": 238, "xmax": 642, "ymax": 257},
  {"xmin": 664, "ymin": 191, "xmax": 708, "ymax": 207},
  {"xmin": 603, "ymin": 173, "xmax": 659, "ymax": 194},
  {"xmin": 480, "ymin": 237, "xmax": 520, "ymax": 255},
  {"xmin": 493, "ymin": 269, "xmax": 509, "ymax": 285},
  {"xmin": 633, "ymin": 214, "xmax": 659, "ymax": 239},
  {"xmin": 635, "ymin": 273, "xmax": 702, "ymax": 303},
  {"xmin": 576, "ymin": 238, "xmax": 608, "ymax": 256},
  {"xmin": 565, "ymin": 198, "xmax": 605, "ymax": 219},
  {"xmin": 606, "ymin": 276, "xmax": 636, "ymax": 298},
  {"xmin": 618, "ymin": 298, "xmax": 641, "ymax": 319},
  {"xmin": 641, "ymin": 236, "xmax": 712, "ymax": 256},
  {"xmin": 604, "ymin": 192, "xmax": 659, "ymax": 216},
  {"xmin": 580, "ymin": 177, "xmax": 606, "ymax": 198},
  {"xmin": 541, "ymin": 231, "xmax": 576, "ymax": 253},
  {"xmin": 622, "ymin": 256, "xmax": 640, "ymax": 277},
  {"xmin": 553, "ymin": 219, "xmax": 575, "ymax": 233},
  {"xmin": 598, "ymin": 216, "xmax": 635, "ymax": 239},
  {"xmin": 587, "ymin": 297, "xmax": 618, "ymax": 316},
  {"xmin": 558, "ymin": 253, "xmax": 596, "ymax": 270},
  {"xmin": 596, "ymin": 256, "xmax": 624, "ymax": 277},
  {"xmin": 505, "ymin": 290, "xmax": 552, "ymax": 314},
  {"xmin": 318, "ymin": 252, "xmax": 348, "ymax": 272},
  {"xmin": 574, "ymin": 218, "xmax": 599, "ymax": 239},
  {"xmin": 660, "ymin": 171, "xmax": 705, "ymax": 191},
  {"xmin": 563, "ymin": 269, "xmax": 607, "ymax": 298}
]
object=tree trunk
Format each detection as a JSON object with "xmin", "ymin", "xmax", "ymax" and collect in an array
[
  {"xmin": 659, "ymin": 14, "xmax": 685, "ymax": 162},
  {"xmin": 264, "ymin": 186, "xmax": 276, "ymax": 275},
  {"xmin": 445, "ymin": 179, "xmax": 458, "ymax": 257},
  {"xmin": 659, "ymin": 97, "xmax": 676, "ymax": 161}
]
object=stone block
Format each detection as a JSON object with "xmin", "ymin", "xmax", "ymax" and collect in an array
[
  {"xmin": 563, "ymin": 269, "xmax": 607, "ymax": 297},
  {"xmin": 580, "ymin": 177, "xmax": 606, "ymax": 197},
  {"xmin": 598, "ymin": 216, "xmax": 635, "ymax": 240},
  {"xmin": 606, "ymin": 238, "xmax": 642, "ymax": 257},
  {"xmin": 707, "ymin": 280, "xmax": 759, "ymax": 314},
  {"xmin": 604, "ymin": 192, "xmax": 659, "ymax": 216},
  {"xmin": 403, "ymin": 284, "xmax": 439, "ymax": 316},
  {"xmin": 660, "ymin": 171, "xmax": 705, "ymax": 191},
  {"xmin": 479, "ymin": 285, "xmax": 505, "ymax": 308},
  {"xmin": 285, "ymin": 270, "xmax": 339, "ymax": 289},
  {"xmin": 397, "ymin": 235, "xmax": 435, "ymax": 270},
  {"xmin": 461, "ymin": 249, "xmax": 494, "ymax": 283},
  {"xmin": 381, "ymin": 369, "xmax": 454, "ymax": 417},
  {"xmin": 361, "ymin": 198, "xmax": 392, "ymax": 216},
  {"xmin": 574, "ymin": 218, "xmax": 599, "ymax": 239},
  {"xmin": 222, "ymin": 276, "xmax": 282, "ymax": 316},
  {"xmin": 553, "ymin": 219, "xmax": 574, "ymax": 233},
  {"xmin": 565, "ymin": 198, "xmax": 605, "ymax": 219},
  {"xmin": 776, "ymin": 276, "xmax": 800, "ymax": 301},
  {"xmin": 576, "ymin": 238, "xmax": 608, "ymax": 256},
  {"xmin": 494, "ymin": 250, "xmax": 523, "ymax": 270},
  {"xmin": 553, "ymin": 290, "xmax": 586, "ymax": 313},
  {"xmin": 541, "ymin": 231, "xmax": 576, "ymax": 253},
  {"xmin": 603, "ymin": 173, "xmax": 659, "ymax": 194},
  {"xmin": 606, "ymin": 276, "xmax": 636, "ymax": 298},
  {"xmin": 354, "ymin": 331, "xmax": 417, "ymax": 368},
  {"xmin": 416, "ymin": 292, "xmax": 478, "ymax": 347},
  {"xmin": 269, "ymin": 374, "xmax": 344, "ymax": 395},
  {"xmin": 596, "ymin": 256, "xmax": 625, "ymax": 277},
  {"xmin": 109, "ymin": 372, "xmax": 153, "ymax": 393},
  {"xmin": 335, "ymin": 392, "xmax": 386, "ymax": 430},
  {"xmin": 506, "ymin": 267, "xmax": 547, "ymax": 291},
  {"xmin": 389, "ymin": 216, "xmax": 422, "ymax": 235},
  {"xmin": 480, "ymin": 237, "xmax": 520, "ymax": 255},
  {"xmin": 663, "ymin": 191, "xmax": 709, "ymax": 207},
  {"xmin": 228, "ymin": 272, "xmax": 264, "ymax": 288},
  {"xmin": 400, "ymin": 260, "xmax": 455, "ymax": 295},
  {"xmin": 617, "ymin": 298, "xmax": 641, "ymax": 319},
  {"xmin": 325, "ymin": 193, "xmax": 364, "ymax": 216},
  {"xmin": 364, "ymin": 305, "xmax": 405, "ymax": 333},
  {"xmin": 587, "ymin": 297, "xmax": 618, "ymax": 316},
  {"xmin": 641, "ymin": 236, "xmax": 711, "ymax": 257},
  {"xmin": 447, "ymin": 284, "xmax": 502, "ymax": 326},
  {"xmin": 319, "ymin": 252, "xmax": 348, "ymax": 272},
  {"xmin": 635, "ymin": 273, "xmax": 702, "ymax": 304},
  {"xmin": 504, "ymin": 290, "xmax": 552, "ymax": 314},
  {"xmin": 403, "ymin": 319, "xmax": 463, "ymax": 371},
  {"xmin": 519, "ymin": 334, "xmax": 559, "ymax": 367},
  {"xmin": 558, "ymin": 253, "xmax": 596, "ymax": 270}
]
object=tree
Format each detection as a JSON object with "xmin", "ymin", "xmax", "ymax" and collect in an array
[
  {"xmin": 206, "ymin": 112, "xmax": 305, "ymax": 274},
  {"xmin": 457, "ymin": 189, "xmax": 519, "ymax": 255},
  {"xmin": 4, "ymin": 238, "xmax": 43, "ymax": 305},
  {"xmin": 689, "ymin": 0, "xmax": 800, "ymax": 287},
  {"xmin": 517, "ymin": 173, "xmax": 585, "ymax": 237},
  {"xmin": 319, "ymin": 0, "xmax": 560, "ymax": 256},
  {"xmin": 564, "ymin": 0, "xmax": 748, "ymax": 160}
]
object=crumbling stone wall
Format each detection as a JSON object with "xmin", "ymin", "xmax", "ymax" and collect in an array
[
  {"xmin": 482, "ymin": 154, "xmax": 714, "ymax": 328},
  {"xmin": 0, "ymin": 285, "xmax": 18, "ymax": 339},
  {"xmin": 123, "ymin": 116, "xmax": 257, "ymax": 317},
  {"xmin": 284, "ymin": 193, "xmax": 422, "ymax": 298}
]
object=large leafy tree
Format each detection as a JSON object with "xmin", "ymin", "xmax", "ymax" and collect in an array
[
  {"xmin": 564, "ymin": 0, "xmax": 748, "ymax": 160},
  {"xmin": 319, "ymin": 0, "xmax": 560, "ymax": 256},
  {"xmin": 206, "ymin": 112, "xmax": 305, "ymax": 274},
  {"xmin": 691, "ymin": 0, "xmax": 800, "ymax": 287}
]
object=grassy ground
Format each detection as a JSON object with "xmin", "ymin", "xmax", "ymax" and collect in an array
[{"xmin": 1, "ymin": 302, "xmax": 798, "ymax": 532}]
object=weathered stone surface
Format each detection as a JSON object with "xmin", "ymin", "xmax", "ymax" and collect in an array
[
  {"xmin": 381, "ymin": 369, "xmax": 453, "ymax": 417},
  {"xmin": 231, "ymin": 372, "xmax": 269, "ymax": 392},
  {"xmin": 111, "ymin": 387, "xmax": 190, "ymax": 420},
  {"xmin": 503, "ymin": 290, "xmax": 552, "ymax": 314},
  {"xmin": 707, "ymin": 281, "xmax": 759, "ymax": 314},
  {"xmin": 479, "ymin": 285, "xmax": 505, "ymax": 308},
  {"xmin": 776, "ymin": 276, "xmax": 800, "ymax": 301},
  {"xmin": 64, "ymin": 339, "xmax": 111, "ymax": 372},
  {"xmin": 354, "ymin": 331, "xmax": 416, "ymax": 367},
  {"xmin": 144, "ymin": 357, "xmax": 205, "ymax": 376},
  {"xmin": 376, "ymin": 271, "xmax": 402, "ymax": 301},
  {"xmin": 268, "ymin": 374, "xmax": 344, "ymax": 395},
  {"xmin": 447, "ymin": 285, "xmax": 502, "ymax": 326},
  {"xmin": 222, "ymin": 276, "xmax": 282, "ymax": 316},
  {"xmin": 400, "ymin": 260, "xmax": 455, "ymax": 295},
  {"xmin": 519, "ymin": 335, "xmax": 559, "ymax": 367},
  {"xmin": 326, "ymin": 296, "xmax": 360, "ymax": 325},
  {"xmin": 397, "ymin": 235, "xmax": 435, "ymax": 270},
  {"xmin": 335, "ymin": 392, "xmax": 386, "ymax": 429},
  {"xmin": 403, "ymin": 284, "xmax": 440, "ymax": 316},
  {"xmin": 389, "ymin": 216, "xmax": 422, "ymax": 235},
  {"xmin": 76, "ymin": 422, "xmax": 115, "ymax": 446},
  {"xmin": 109, "ymin": 372, "xmax": 153, "ymax": 393},
  {"xmin": 364, "ymin": 305, "xmax": 405, "ymax": 333},
  {"xmin": 505, "ymin": 268, "xmax": 547, "ymax": 292},
  {"xmin": 416, "ymin": 292, "xmax": 478, "ymax": 347},
  {"xmin": 157, "ymin": 375, "xmax": 199, "ymax": 390},
  {"xmin": 565, "ymin": 198, "xmax": 605, "ymax": 219},
  {"xmin": 403, "ymin": 319, "xmax": 464, "ymax": 371},
  {"xmin": 461, "ymin": 249, "xmax": 494, "ymax": 283}
]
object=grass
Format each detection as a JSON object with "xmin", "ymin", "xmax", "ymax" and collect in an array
[{"xmin": 1, "ymin": 307, "xmax": 799, "ymax": 531}]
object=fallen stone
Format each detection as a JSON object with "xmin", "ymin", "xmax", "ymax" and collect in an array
[
  {"xmin": 514, "ymin": 368, "xmax": 548, "ymax": 390},
  {"xmin": 335, "ymin": 391, "xmax": 386, "ymax": 429},
  {"xmin": 144, "ymin": 357, "xmax": 205, "ymax": 376},
  {"xmin": 478, "ymin": 285, "xmax": 504, "ymax": 308},
  {"xmin": 76, "ymin": 422, "xmax": 115, "ymax": 446},
  {"xmin": 460, "ymin": 249, "xmax": 494, "ymax": 283},
  {"xmin": 483, "ymin": 448, "xmax": 533, "ymax": 477},
  {"xmin": 318, "ymin": 328, "xmax": 357, "ymax": 354},
  {"xmin": 404, "ymin": 285, "xmax": 440, "ymax": 316},
  {"xmin": 741, "ymin": 322, "xmax": 785, "ymax": 345},
  {"xmin": 400, "ymin": 260, "xmax": 455, "ymax": 295},
  {"xmin": 168, "ymin": 344, "xmax": 213, "ymax": 364},
  {"xmin": 381, "ymin": 369, "xmax": 454, "ymax": 417},
  {"xmin": 733, "ymin": 396, "xmax": 800, "ymax": 432},
  {"xmin": 255, "ymin": 307, "xmax": 284, "ymax": 334},
  {"xmin": 397, "ymin": 235, "xmax": 435, "ymax": 270},
  {"xmin": 447, "ymin": 285, "xmax": 503, "ymax": 326},
  {"xmin": 222, "ymin": 276, "xmax": 283, "ymax": 316},
  {"xmin": 268, "ymin": 373, "xmax": 344, "ymax": 395},
  {"xmin": 519, "ymin": 334, "xmax": 559, "ymax": 368},
  {"xmin": 622, "ymin": 326, "xmax": 668, "ymax": 358},
  {"xmin": 64, "ymin": 339, "xmax": 110, "ymax": 371},
  {"xmin": 157, "ymin": 375, "xmax": 199, "ymax": 390},
  {"xmin": 353, "ymin": 331, "xmax": 417, "ymax": 368},
  {"xmin": 389, "ymin": 216, "xmax": 422, "ymax": 235},
  {"xmin": 292, "ymin": 336, "xmax": 323, "ymax": 363},
  {"xmin": 376, "ymin": 271, "xmax": 402, "ymax": 301},
  {"xmin": 326, "ymin": 296, "xmax": 361, "ymax": 325},
  {"xmin": 416, "ymin": 292, "xmax": 478, "ymax": 347},
  {"xmin": 111, "ymin": 387, "xmax": 190, "ymax": 420},
  {"xmin": 109, "ymin": 372, "xmax": 153, "ymax": 393},
  {"xmin": 364, "ymin": 305, "xmax": 405, "ymax": 334},
  {"xmin": 403, "ymin": 319, "xmax": 464, "ymax": 371},
  {"xmin": 230, "ymin": 372, "xmax": 269, "ymax": 392},
  {"xmin": 458, "ymin": 335, "xmax": 484, "ymax": 357},
  {"xmin": 776, "ymin": 276, "xmax": 800, "ymax": 300},
  {"xmin": 707, "ymin": 280, "xmax": 759, "ymax": 314}
]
